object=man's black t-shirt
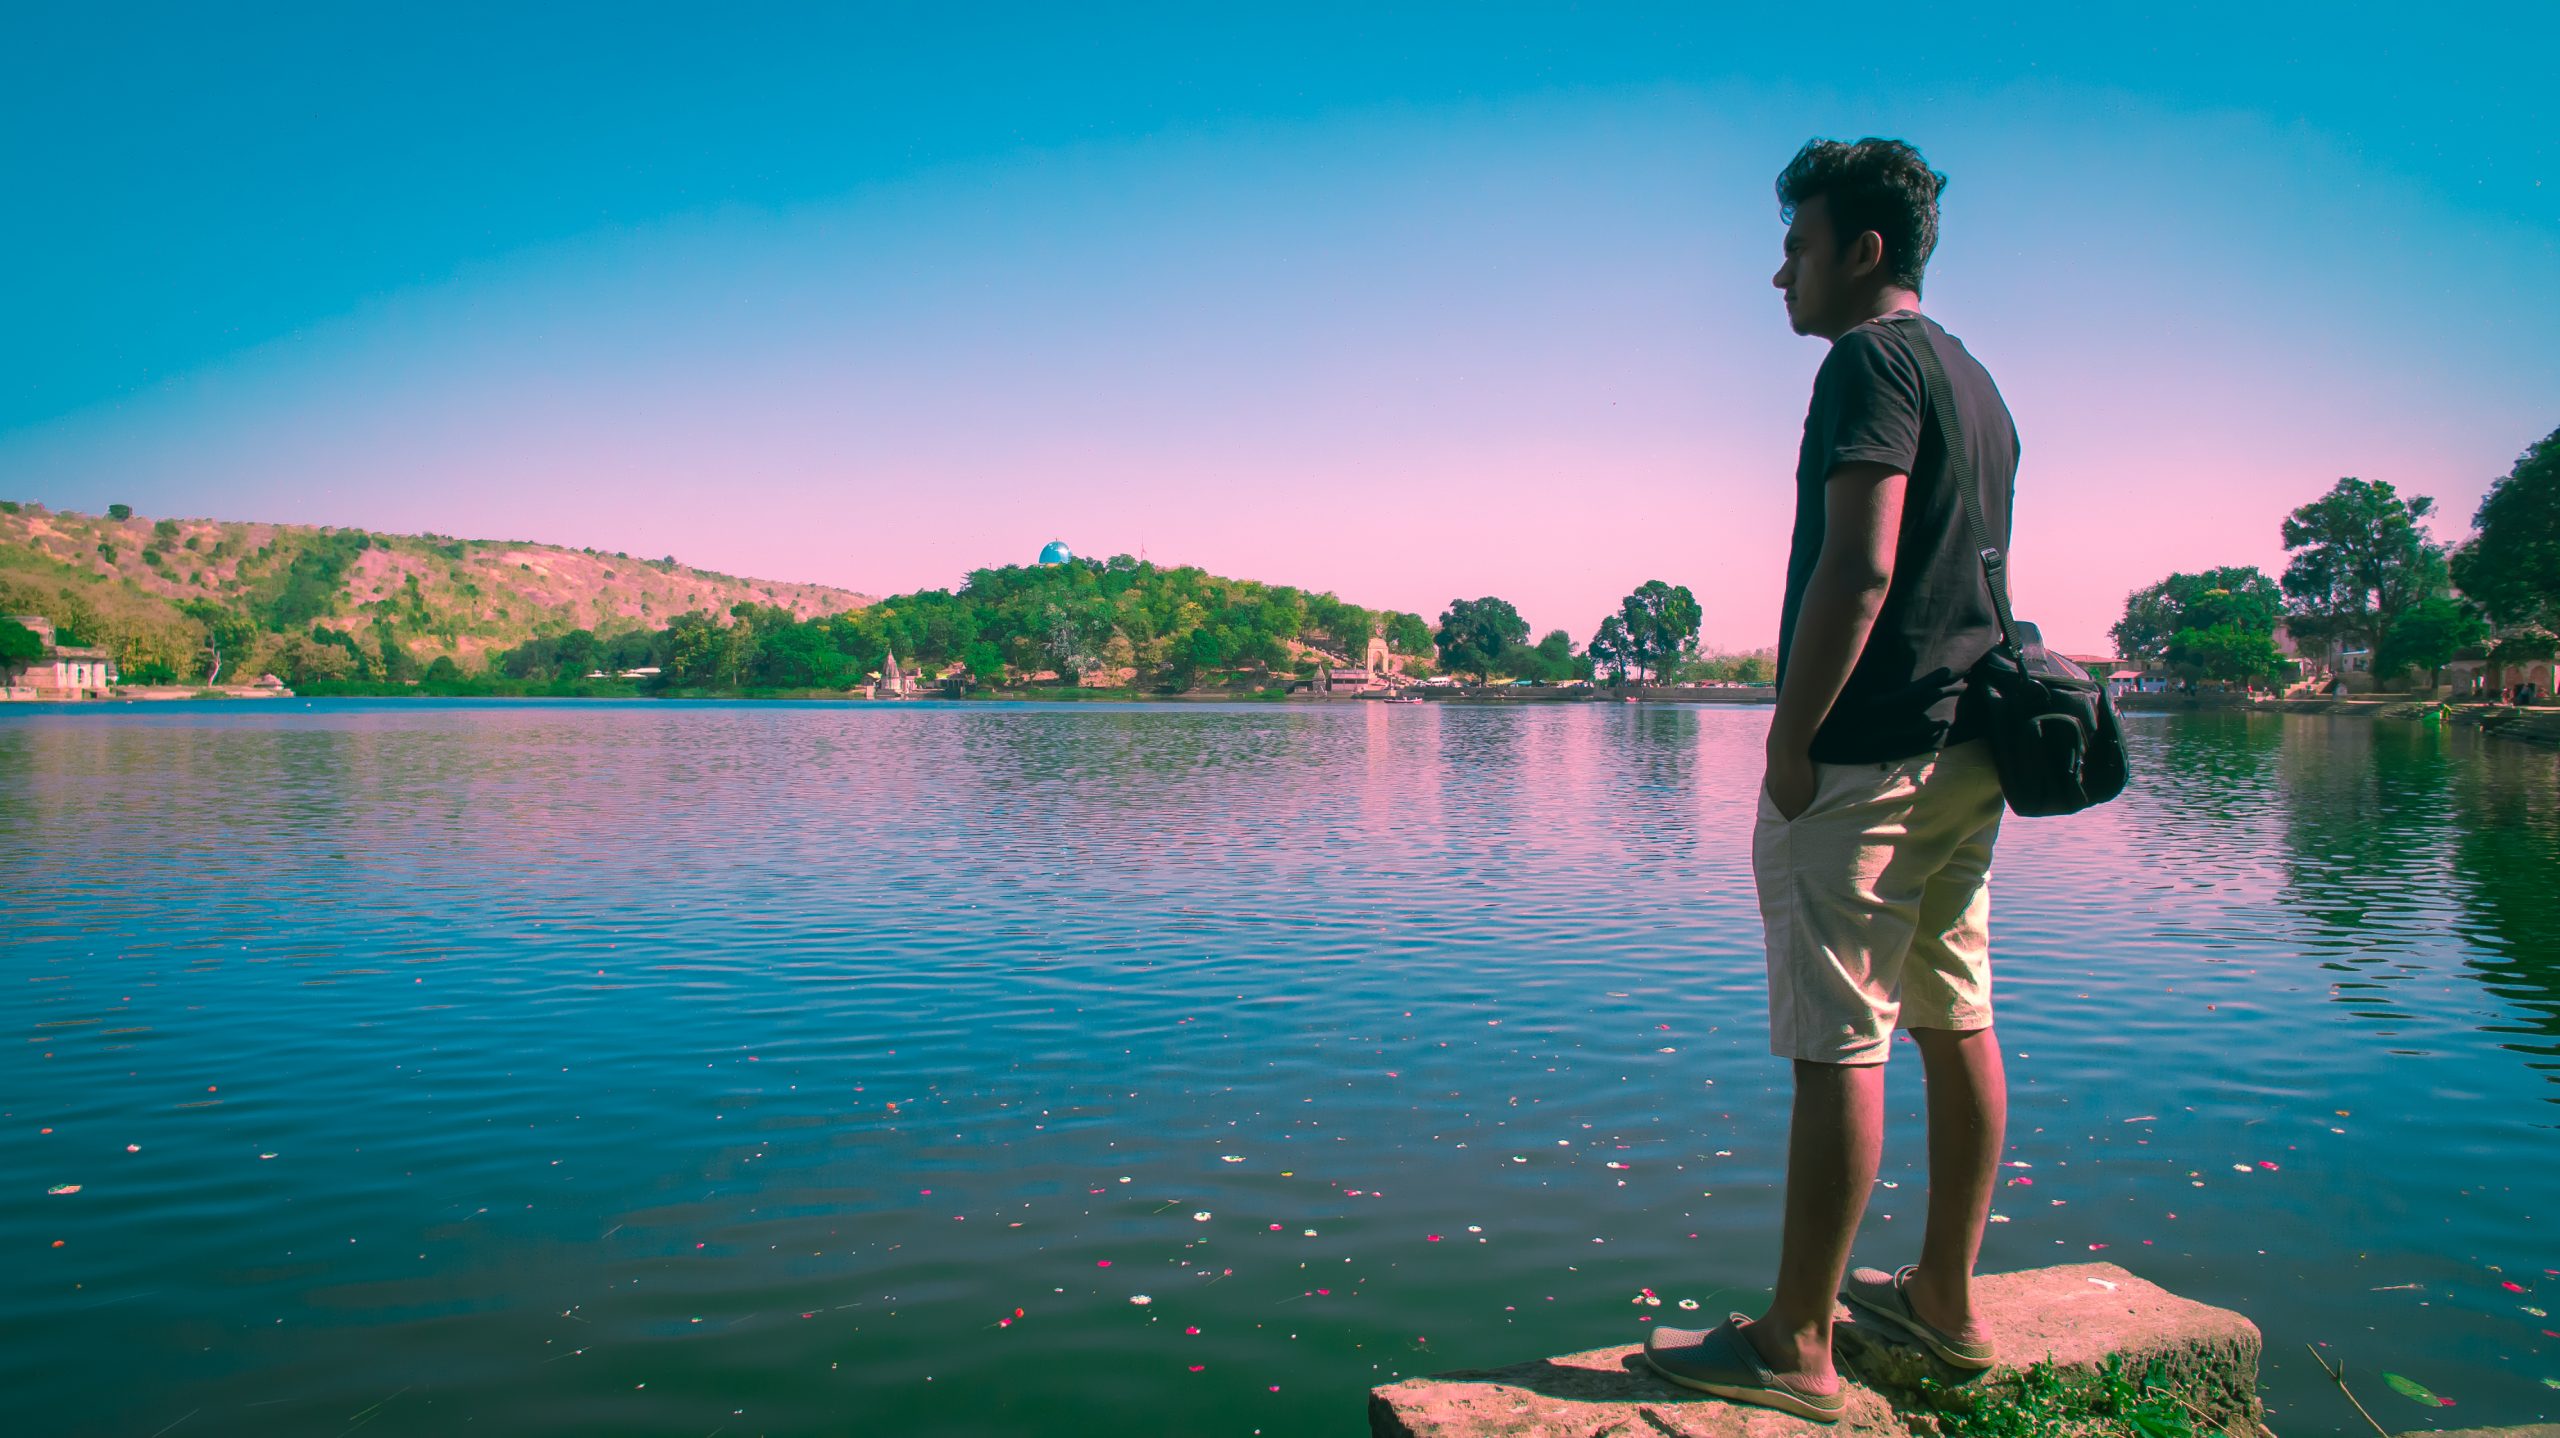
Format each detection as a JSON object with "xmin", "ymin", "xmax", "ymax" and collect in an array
[{"xmin": 1776, "ymin": 311, "xmax": 2018, "ymax": 764}]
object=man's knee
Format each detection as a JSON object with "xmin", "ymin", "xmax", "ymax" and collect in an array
[{"xmin": 1907, "ymin": 1023, "xmax": 1995, "ymax": 1054}]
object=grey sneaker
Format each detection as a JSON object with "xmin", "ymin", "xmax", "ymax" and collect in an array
[
  {"xmin": 1641, "ymin": 1313, "xmax": 1848, "ymax": 1424},
  {"xmin": 1842, "ymin": 1264, "xmax": 1996, "ymax": 1370}
]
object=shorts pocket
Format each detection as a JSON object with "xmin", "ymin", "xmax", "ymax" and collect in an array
[{"xmin": 1762, "ymin": 764, "xmax": 1842, "ymax": 827}]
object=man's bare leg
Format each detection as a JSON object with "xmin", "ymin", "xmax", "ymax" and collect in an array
[
  {"xmin": 1745, "ymin": 1057, "xmax": 1886, "ymax": 1386},
  {"xmin": 1905, "ymin": 1025, "xmax": 2004, "ymax": 1346}
]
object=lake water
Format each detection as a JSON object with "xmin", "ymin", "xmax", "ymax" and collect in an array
[{"xmin": 4, "ymin": 700, "xmax": 2554, "ymax": 1436}]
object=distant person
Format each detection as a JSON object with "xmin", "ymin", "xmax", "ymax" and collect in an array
[{"xmin": 1642, "ymin": 137, "xmax": 2019, "ymax": 1422}]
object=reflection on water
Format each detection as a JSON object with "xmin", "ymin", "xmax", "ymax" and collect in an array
[
  {"xmin": 2448, "ymin": 735, "xmax": 2560, "ymax": 1078},
  {"xmin": 2278, "ymin": 715, "xmax": 2462, "ymax": 1024},
  {"xmin": 1, "ymin": 701, "xmax": 2552, "ymax": 1436}
]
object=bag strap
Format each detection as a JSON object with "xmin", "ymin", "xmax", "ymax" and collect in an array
[{"xmin": 1890, "ymin": 312, "xmax": 2022, "ymax": 659}]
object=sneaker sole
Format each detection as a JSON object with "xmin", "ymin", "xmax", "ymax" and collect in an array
[
  {"xmin": 1842, "ymin": 1287, "xmax": 1996, "ymax": 1371},
  {"xmin": 1641, "ymin": 1350, "xmax": 1846, "ymax": 1424}
]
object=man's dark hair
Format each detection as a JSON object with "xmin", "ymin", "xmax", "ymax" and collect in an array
[{"xmin": 1775, "ymin": 138, "xmax": 1948, "ymax": 294}]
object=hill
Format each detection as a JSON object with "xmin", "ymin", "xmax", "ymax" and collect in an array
[{"xmin": 0, "ymin": 501, "xmax": 872, "ymax": 683}]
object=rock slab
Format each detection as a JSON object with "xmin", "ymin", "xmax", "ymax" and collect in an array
[{"xmin": 1370, "ymin": 1262, "xmax": 2262, "ymax": 1438}]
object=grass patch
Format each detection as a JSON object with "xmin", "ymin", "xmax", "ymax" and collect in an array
[{"xmin": 1916, "ymin": 1355, "xmax": 2202, "ymax": 1437}]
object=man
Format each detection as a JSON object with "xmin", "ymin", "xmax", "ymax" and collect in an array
[{"xmin": 1643, "ymin": 137, "xmax": 2020, "ymax": 1423}]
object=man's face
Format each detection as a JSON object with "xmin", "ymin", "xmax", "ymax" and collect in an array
[{"xmin": 1771, "ymin": 194, "xmax": 1855, "ymax": 339}]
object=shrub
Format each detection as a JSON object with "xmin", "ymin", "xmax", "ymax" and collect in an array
[
  {"xmin": 0, "ymin": 617, "xmax": 42, "ymax": 669},
  {"xmin": 107, "ymin": 503, "xmax": 133, "ymax": 521}
]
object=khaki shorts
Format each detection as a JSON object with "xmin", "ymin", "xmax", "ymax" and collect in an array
[{"xmin": 1752, "ymin": 738, "xmax": 2006, "ymax": 1065}]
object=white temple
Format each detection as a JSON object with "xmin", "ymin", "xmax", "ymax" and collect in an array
[{"xmin": 874, "ymin": 646, "xmax": 911, "ymax": 699}]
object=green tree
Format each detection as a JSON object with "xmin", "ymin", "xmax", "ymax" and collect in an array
[
  {"xmin": 660, "ymin": 610, "xmax": 748, "ymax": 688},
  {"xmin": 498, "ymin": 628, "xmax": 608, "ymax": 683},
  {"xmin": 2374, "ymin": 595, "xmax": 2487, "ymax": 689},
  {"xmin": 309, "ymin": 624, "xmax": 376, "ymax": 679},
  {"xmin": 2165, "ymin": 623, "xmax": 2289, "ymax": 686},
  {"xmin": 1681, "ymin": 648, "xmax": 1776, "ymax": 684},
  {"xmin": 1618, "ymin": 580, "xmax": 1703, "ymax": 684},
  {"xmin": 753, "ymin": 623, "xmax": 859, "ymax": 688},
  {"xmin": 1535, "ymin": 628, "xmax": 1584, "ymax": 680},
  {"xmin": 1383, "ymin": 611, "xmax": 1434, "ymax": 657},
  {"xmin": 2111, "ymin": 566, "xmax": 2281, "ymax": 665},
  {"xmin": 1435, "ymin": 597, "xmax": 1528, "ymax": 682},
  {"xmin": 2448, "ymin": 425, "xmax": 2560, "ymax": 627},
  {"xmin": 375, "ymin": 627, "xmax": 421, "ymax": 683},
  {"xmin": 1498, "ymin": 629, "xmax": 1584, "ymax": 682},
  {"xmin": 0, "ymin": 616, "xmax": 43, "ymax": 678},
  {"xmin": 2280, "ymin": 477, "xmax": 2447, "ymax": 657},
  {"xmin": 179, "ymin": 599, "xmax": 258, "ymax": 684},
  {"xmin": 274, "ymin": 632, "xmax": 354, "ymax": 685},
  {"xmin": 107, "ymin": 503, "xmax": 133, "ymax": 521},
  {"xmin": 1588, "ymin": 615, "xmax": 1634, "ymax": 684}
]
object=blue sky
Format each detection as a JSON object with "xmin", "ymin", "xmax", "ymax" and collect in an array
[{"xmin": 3, "ymin": 3, "xmax": 2552, "ymax": 649}]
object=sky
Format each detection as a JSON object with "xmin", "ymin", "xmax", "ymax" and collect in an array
[{"xmin": 3, "ymin": 3, "xmax": 2553, "ymax": 653}]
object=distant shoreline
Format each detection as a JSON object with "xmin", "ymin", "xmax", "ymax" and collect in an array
[
  {"xmin": 2119, "ymin": 691, "xmax": 2560, "ymax": 748},
  {"xmin": 22, "ymin": 684, "xmax": 1782, "ymax": 708}
]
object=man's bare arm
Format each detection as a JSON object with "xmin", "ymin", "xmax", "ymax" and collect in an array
[{"xmin": 1764, "ymin": 461, "xmax": 1907, "ymax": 815}]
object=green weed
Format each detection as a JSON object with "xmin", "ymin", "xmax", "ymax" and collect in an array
[{"xmin": 1918, "ymin": 1354, "xmax": 2198, "ymax": 1437}]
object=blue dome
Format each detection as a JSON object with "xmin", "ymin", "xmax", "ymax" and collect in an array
[{"xmin": 1037, "ymin": 540, "xmax": 1074, "ymax": 566}]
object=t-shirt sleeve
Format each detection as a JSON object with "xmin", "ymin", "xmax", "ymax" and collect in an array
[{"xmin": 1811, "ymin": 327, "xmax": 1923, "ymax": 477}]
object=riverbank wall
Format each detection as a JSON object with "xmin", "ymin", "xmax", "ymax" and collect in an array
[
  {"xmin": 2460, "ymin": 706, "xmax": 2560, "ymax": 747},
  {"xmin": 1, "ymin": 683, "xmax": 295, "ymax": 703},
  {"xmin": 2122, "ymin": 693, "xmax": 2560, "ymax": 748},
  {"xmin": 1410, "ymin": 686, "xmax": 1769, "ymax": 704}
]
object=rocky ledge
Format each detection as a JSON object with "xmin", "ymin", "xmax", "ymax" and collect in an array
[{"xmin": 1368, "ymin": 1262, "xmax": 2265, "ymax": 1437}]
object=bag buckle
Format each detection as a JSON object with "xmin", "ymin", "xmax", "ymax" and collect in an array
[{"xmin": 1980, "ymin": 547, "xmax": 2005, "ymax": 571}]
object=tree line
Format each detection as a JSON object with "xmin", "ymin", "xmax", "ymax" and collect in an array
[
  {"xmin": 481, "ymin": 557, "xmax": 1440, "ymax": 694},
  {"xmin": 3, "ymin": 506, "xmax": 1772, "ymax": 696},
  {"xmin": 1424, "ymin": 580, "xmax": 1767, "ymax": 686},
  {"xmin": 473, "ymin": 567, "xmax": 1766, "ymax": 696},
  {"xmin": 2113, "ymin": 423, "xmax": 2560, "ymax": 690}
]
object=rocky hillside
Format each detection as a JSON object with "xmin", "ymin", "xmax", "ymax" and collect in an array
[{"xmin": 0, "ymin": 501, "xmax": 872, "ymax": 680}]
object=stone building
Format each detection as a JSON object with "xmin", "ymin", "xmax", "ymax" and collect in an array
[
  {"xmin": 2, "ymin": 615, "xmax": 119, "ymax": 699},
  {"xmin": 1296, "ymin": 625, "xmax": 1411, "ymax": 696}
]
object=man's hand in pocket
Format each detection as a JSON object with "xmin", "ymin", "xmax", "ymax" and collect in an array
[{"xmin": 1763, "ymin": 746, "xmax": 1817, "ymax": 821}]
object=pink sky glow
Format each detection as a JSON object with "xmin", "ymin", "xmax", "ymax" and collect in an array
[{"xmin": 3, "ymin": 89, "xmax": 2551, "ymax": 654}]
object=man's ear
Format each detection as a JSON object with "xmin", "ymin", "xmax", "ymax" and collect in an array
[{"xmin": 1854, "ymin": 230, "xmax": 1887, "ymax": 280}]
